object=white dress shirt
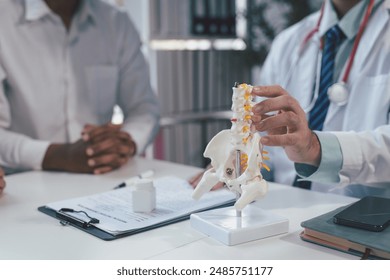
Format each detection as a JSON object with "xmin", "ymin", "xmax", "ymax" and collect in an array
[{"xmin": 0, "ymin": 0, "xmax": 160, "ymax": 172}]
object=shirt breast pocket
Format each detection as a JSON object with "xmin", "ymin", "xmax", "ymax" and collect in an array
[
  {"xmin": 85, "ymin": 66, "xmax": 118, "ymax": 121},
  {"xmin": 347, "ymin": 73, "xmax": 390, "ymax": 129}
]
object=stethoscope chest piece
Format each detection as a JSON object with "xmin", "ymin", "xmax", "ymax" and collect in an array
[
  {"xmin": 298, "ymin": 0, "xmax": 375, "ymax": 110},
  {"xmin": 327, "ymin": 82, "xmax": 349, "ymax": 106}
]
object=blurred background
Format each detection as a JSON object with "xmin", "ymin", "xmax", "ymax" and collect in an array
[{"xmin": 107, "ymin": 0, "xmax": 322, "ymax": 167}]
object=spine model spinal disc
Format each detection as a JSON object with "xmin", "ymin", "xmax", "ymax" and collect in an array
[{"xmin": 192, "ymin": 83, "xmax": 270, "ymax": 211}]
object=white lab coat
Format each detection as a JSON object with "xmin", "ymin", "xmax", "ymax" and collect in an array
[{"xmin": 260, "ymin": 0, "xmax": 390, "ymax": 197}]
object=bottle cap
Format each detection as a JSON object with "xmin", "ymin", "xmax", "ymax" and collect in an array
[{"xmin": 134, "ymin": 178, "xmax": 154, "ymax": 191}]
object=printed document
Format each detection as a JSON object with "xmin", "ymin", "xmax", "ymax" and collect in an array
[{"xmin": 46, "ymin": 176, "xmax": 235, "ymax": 235}]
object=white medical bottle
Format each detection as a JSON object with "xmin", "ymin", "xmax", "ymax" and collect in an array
[{"xmin": 132, "ymin": 178, "xmax": 156, "ymax": 213}]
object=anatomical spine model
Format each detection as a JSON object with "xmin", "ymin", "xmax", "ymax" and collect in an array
[{"xmin": 192, "ymin": 83, "xmax": 270, "ymax": 211}]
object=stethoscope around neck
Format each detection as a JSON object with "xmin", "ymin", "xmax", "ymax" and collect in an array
[{"xmin": 283, "ymin": 0, "xmax": 375, "ymax": 113}]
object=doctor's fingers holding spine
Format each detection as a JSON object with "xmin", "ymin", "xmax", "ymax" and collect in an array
[{"xmin": 251, "ymin": 85, "xmax": 321, "ymax": 168}]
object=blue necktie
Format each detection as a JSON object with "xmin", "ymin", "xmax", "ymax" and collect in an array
[
  {"xmin": 293, "ymin": 25, "xmax": 345, "ymax": 190},
  {"xmin": 309, "ymin": 25, "xmax": 345, "ymax": 131}
]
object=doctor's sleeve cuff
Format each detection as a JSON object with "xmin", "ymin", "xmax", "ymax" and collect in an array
[{"xmin": 295, "ymin": 131, "xmax": 342, "ymax": 183}]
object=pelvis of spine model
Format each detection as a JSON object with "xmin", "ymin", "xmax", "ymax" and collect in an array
[{"xmin": 192, "ymin": 84, "xmax": 269, "ymax": 211}]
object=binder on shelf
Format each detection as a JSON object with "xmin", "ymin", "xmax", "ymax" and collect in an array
[
  {"xmin": 191, "ymin": 0, "xmax": 208, "ymax": 35},
  {"xmin": 177, "ymin": 51, "xmax": 187, "ymax": 113},
  {"xmin": 191, "ymin": 50, "xmax": 200, "ymax": 111},
  {"xmin": 170, "ymin": 51, "xmax": 180, "ymax": 113},
  {"xmin": 197, "ymin": 50, "xmax": 207, "ymax": 111},
  {"xmin": 156, "ymin": 51, "xmax": 169, "ymax": 115},
  {"xmin": 185, "ymin": 50, "xmax": 195, "ymax": 112},
  {"xmin": 300, "ymin": 205, "xmax": 390, "ymax": 259},
  {"xmin": 39, "ymin": 176, "xmax": 235, "ymax": 241},
  {"xmin": 160, "ymin": 0, "xmax": 172, "ymax": 37},
  {"xmin": 207, "ymin": 50, "xmax": 217, "ymax": 111},
  {"xmin": 226, "ymin": 0, "xmax": 236, "ymax": 36},
  {"xmin": 190, "ymin": 0, "xmax": 236, "ymax": 36},
  {"xmin": 208, "ymin": 0, "xmax": 219, "ymax": 35},
  {"xmin": 149, "ymin": 0, "xmax": 161, "ymax": 38}
]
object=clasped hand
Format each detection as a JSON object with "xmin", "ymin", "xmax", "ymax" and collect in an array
[
  {"xmin": 42, "ymin": 123, "xmax": 136, "ymax": 174},
  {"xmin": 81, "ymin": 123, "xmax": 136, "ymax": 174}
]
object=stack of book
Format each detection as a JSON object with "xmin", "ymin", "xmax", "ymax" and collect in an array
[{"xmin": 301, "ymin": 205, "xmax": 390, "ymax": 259}]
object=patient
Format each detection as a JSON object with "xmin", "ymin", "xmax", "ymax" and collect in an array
[{"xmin": 0, "ymin": 0, "xmax": 160, "ymax": 175}]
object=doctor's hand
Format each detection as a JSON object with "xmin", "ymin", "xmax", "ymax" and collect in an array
[
  {"xmin": 81, "ymin": 123, "xmax": 137, "ymax": 174},
  {"xmin": 0, "ymin": 167, "xmax": 6, "ymax": 195},
  {"xmin": 251, "ymin": 85, "xmax": 321, "ymax": 167}
]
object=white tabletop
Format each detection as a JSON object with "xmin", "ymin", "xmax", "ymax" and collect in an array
[{"xmin": 0, "ymin": 157, "xmax": 358, "ymax": 260}]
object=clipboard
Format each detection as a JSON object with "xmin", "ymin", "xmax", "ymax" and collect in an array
[
  {"xmin": 38, "ymin": 206, "xmax": 118, "ymax": 240},
  {"xmin": 38, "ymin": 176, "xmax": 235, "ymax": 241},
  {"xmin": 38, "ymin": 205, "xmax": 213, "ymax": 241}
]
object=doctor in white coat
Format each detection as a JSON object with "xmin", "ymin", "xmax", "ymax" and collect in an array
[{"xmin": 252, "ymin": 0, "xmax": 390, "ymax": 198}]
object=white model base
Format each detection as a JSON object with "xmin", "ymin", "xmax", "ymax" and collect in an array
[{"xmin": 190, "ymin": 204, "xmax": 289, "ymax": 246}]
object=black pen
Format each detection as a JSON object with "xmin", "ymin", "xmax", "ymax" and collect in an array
[{"xmin": 114, "ymin": 169, "xmax": 154, "ymax": 189}]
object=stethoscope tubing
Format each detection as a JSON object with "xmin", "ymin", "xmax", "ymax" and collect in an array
[{"xmin": 282, "ymin": 0, "xmax": 375, "ymax": 113}]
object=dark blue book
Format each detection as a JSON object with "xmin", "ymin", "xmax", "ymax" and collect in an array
[{"xmin": 301, "ymin": 205, "xmax": 390, "ymax": 259}]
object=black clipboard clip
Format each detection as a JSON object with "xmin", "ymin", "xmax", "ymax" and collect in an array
[{"xmin": 56, "ymin": 208, "xmax": 100, "ymax": 229}]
